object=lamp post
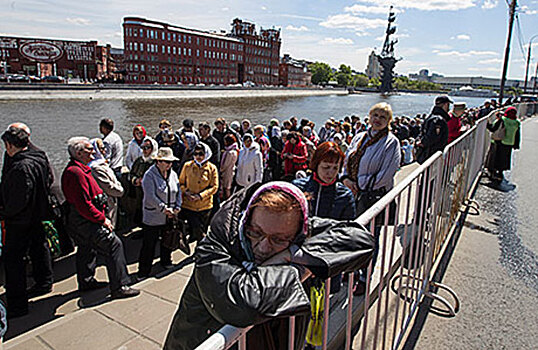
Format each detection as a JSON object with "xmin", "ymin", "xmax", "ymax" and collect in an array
[{"xmin": 523, "ymin": 34, "xmax": 538, "ymax": 94}]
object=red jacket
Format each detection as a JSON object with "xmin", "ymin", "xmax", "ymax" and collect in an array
[
  {"xmin": 282, "ymin": 140, "xmax": 308, "ymax": 176},
  {"xmin": 61, "ymin": 159, "xmax": 106, "ymax": 224},
  {"xmin": 447, "ymin": 114, "xmax": 462, "ymax": 144}
]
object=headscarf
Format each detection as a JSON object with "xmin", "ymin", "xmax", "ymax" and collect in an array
[
  {"xmin": 133, "ymin": 124, "xmax": 147, "ymax": 145},
  {"xmin": 194, "ymin": 142, "xmax": 212, "ymax": 167},
  {"xmin": 238, "ymin": 181, "xmax": 309, "ymax": 263},
  {"xmin": 271, "ymin": 125, "xmax": 282, "ymax": 139},
  {"xmin": 88, "ymin": 138, "xmax": 106, "ymax": 168},
  {"xmin": 230, "ymin": 121, "xmax": 241, "ymax": 132},
  {"xmin": 141, "ymin": 136, "xmax": 158, "ymax": 162}
]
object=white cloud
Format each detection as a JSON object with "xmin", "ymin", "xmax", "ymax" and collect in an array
[
  {"xmin": 320, "ymin": 14, "xmax": 386, "ymax": 31},
  {"xmin": 478, "ymin": 58, "xmax": 502, "ymax": 64},
  {"xmin": 468, "ymin": 67, "xmax": 499, "ymax": 72},
  {"xmin": 452, "ymin": 34, "xmax": 471, "ymax": 40},
  {"xmin": 344, "ymin": 4, "xmax": 398, "ymax": 15},
  {"xmin": 482, "ymin": 0, "xmax": 498, "ymax": 9},
  {"xmin": 435, "ymin": 50, "xmax": 498, "ymax": 57},
  {"xmin": 355, "ymin": 32, "xmax": 371, "ymax": 37},
  {"xmin": 66, "ymin": 17, "xmax": 90, "ymax": 26},
  {"xmin": 221, "ymin": 7, "xmax": 229, "ymax": 12},
  {"xmin": 281, "ymin": 14, "xmax": 324, "ymax": 21},
  {"xmin": 285, "ymin": 25, "xmax": 309, "ymax": 32},
  {"xmin": 432, "ymin": 44, "xmax": 453, "ymax": 50},
  {"xmin": 520, "ymin": 5, "xmax": 538, "ymax": 15},
  {"xmin": 261, "ymin": 6, "xmax": 267, "ymax": 11},
  {"xmin": 354, "ymin": 0, "xmax": 476, "ymax": 11},
  {"xmin": 321, "ymin": 37, "xmax": 354, "ymax": 45}
]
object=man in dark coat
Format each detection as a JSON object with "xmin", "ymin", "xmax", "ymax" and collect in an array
[
  {"xmin": 198, "ymin": 122, "xmax": 220, "ymax": 167},
  {"xmin": 0, "ymin": 124, "xmax": 54, "ymax": 318},
  {"xmin": 163, "ymin": 181, "xmax": 374, "ymax": 350},
  {"xmin": 415, "ymin": 95, "xmax": 453, "ymax": 164}
]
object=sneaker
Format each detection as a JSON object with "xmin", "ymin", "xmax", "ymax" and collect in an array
[
  {"xmin": 111, "ymin": 286, "xmax": 140, "ymax": 300},
  {"xmin": 27, "ymin": 285, "xmax": 52, "ymax": 298},
  {"xmin": 79, "ymin": 279, "xmax": 109, "ymax": 292}
]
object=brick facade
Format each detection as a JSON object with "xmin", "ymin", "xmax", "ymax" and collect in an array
[{"xmin": 122, "ymin": 17, "xmax": 281, "ymax": 85}]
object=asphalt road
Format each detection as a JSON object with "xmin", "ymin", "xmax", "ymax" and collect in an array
[{"xmin": 407, "ymin": 116, "xmax": 538, "ymax": 349}]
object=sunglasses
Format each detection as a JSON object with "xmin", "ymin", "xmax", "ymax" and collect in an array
[
  {"xmin": 159, "ymin": 160, "xmax": 173, "ymax": 164},
  {"xmin": 141, "ymin": 145, "xmax": 152, "ymax": 150},
  {"xmin": 193, "ymin": 151, "xmax": 205, "ymax": 157}
]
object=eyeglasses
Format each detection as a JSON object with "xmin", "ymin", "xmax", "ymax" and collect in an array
[
  {"xmin": 193, "ymin": 151, "xmax": 204, "ymax": 157},
  {"xmin": 245, "ymin": 226, "xmax": 294, "ymax": 248},
  {"xmin": 141, "ymin": 145, "xmax": 152, "ymax": 150},
  {"xmin": 159, "ymin": 160, "xmax": 172, "ymax": 164}
]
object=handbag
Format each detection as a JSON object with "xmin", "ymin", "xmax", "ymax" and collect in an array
[
  {"xmin": 162, "ymin": 218, "xmax": 190, "ymax": 255},
  {"xmin": 491, "ymin": 120, "xmax": 506, "ymax": 141},
  {"xmin": 356, "ymin": 175, "xmax": 397, "ymax": 225},
  {"xmin": 42, "ymin": 220, "xmax": 62, "ymax": 258}
]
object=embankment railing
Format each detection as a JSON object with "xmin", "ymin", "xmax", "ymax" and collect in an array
[{"xmin": 195, "ymin": 105, "xmax": 530, "ymax": 350}]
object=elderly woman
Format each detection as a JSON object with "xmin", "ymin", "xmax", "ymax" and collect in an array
[
  {"xmin": 125, "ymin": 124, "xmax": 147, "ymax": 170},
  {"xmin": 342, "ymin": 102, "xmax": 401, "ymax": 295},
  {"xmin": 137, "ymin": 147, "xmax": 182, "ymax": 278},
  {"xmin": 179, "ymin": 143, "xmax": 219, "ymax": 243},
  {"xmin": 220, "ymin": 134, "xmax": 239, "ymax": 200},
  {"xmin": 128, "ymin": 137, "xmax": 158, "ymax": 226},
  {"xmin": 88, "ymin": 138, "xmax": 124, "ymax": 227},
  {"xmin": 236, "ymin": 134, "xmax": 263, "ymax": 191}
]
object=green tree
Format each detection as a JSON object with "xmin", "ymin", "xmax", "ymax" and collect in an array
[
  {"xmin": 352, "ymin": 74, "xmax": 369, "ymax": 87},
  {"xmin": 308, "ymin": 62, "xmax": 333, "ymax": 85},
  {"xmin": 368, "ymin": 77, "xmax": 381, "ymax": 88},
  {"xmin": 335, "ymin": 64, "xmax": 352, "ymax": 87}
]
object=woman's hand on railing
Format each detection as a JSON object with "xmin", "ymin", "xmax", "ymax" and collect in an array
[{"xmin": 343, "ymin": 178, "xmax": 359, "ymax": 196}]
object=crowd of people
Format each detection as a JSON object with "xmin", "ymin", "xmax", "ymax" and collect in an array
[{"xmin": 0, "ymin": 95, "xmax": 515, "ymax": 349}]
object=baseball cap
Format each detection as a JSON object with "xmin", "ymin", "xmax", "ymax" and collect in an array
[{"xmin": 435, "ymin": 95, "xmax": 454, "ymax": 105}]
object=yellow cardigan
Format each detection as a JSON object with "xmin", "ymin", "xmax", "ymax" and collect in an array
[{"xmin": 179, "ymin": 160, "xmax": 219, "ymax": 212}]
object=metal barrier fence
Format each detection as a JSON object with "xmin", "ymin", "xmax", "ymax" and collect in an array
[{"xmin": 195, "ymin": 109, "xmax": 503, "ymax": 350}]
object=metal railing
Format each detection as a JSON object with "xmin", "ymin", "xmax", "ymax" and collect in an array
[{"xmin": 195, "ymin": 108, "xmax": 511, "ymax": 350}]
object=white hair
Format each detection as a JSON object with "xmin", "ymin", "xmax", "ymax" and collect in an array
[{"xmin": 67, "ymin": 136, "xmax": 90, "ymax": 159}]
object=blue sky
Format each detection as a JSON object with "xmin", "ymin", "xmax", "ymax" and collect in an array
[{"xmin": 1, "ymin": 0, "xmax": 537, "ymax": 80}]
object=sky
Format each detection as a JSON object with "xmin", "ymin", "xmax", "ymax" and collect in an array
[{"xmin": 1, "ymin": 0, "xmax": 538, "ymax": 80}]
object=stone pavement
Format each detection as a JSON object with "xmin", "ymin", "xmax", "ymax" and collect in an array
[{"xmin": 1, "ymin": 163, "xmax": 419, "ymax": 350}]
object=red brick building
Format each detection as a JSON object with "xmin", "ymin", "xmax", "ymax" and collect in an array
[
  {"xmin": 0, "ymin": 36, "xmax": 118, "ymax": 81},
  {"xmin": 279, "ymin": 54, "xmax": 311, "ymax": 87},
  {"xmin": 122, "ymin": 17, "xmax": 281, "ymax": 85}
]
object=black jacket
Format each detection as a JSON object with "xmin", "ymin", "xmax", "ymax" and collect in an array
[
  {"xmin": 0, "ymin": 147, "xmax": 52, "ymax": 225},
  {"xmin": 417, "ymin": 106, "xmax": 450, "ymax": 163},
  {"xmin": 164, "ymin": 184, "xmax": 374, "ymax": 350},
  {"xmin": 292, "ymin": 175, "xmax": 356, "ymax": 220}
]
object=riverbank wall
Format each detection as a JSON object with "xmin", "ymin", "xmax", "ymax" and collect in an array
[{"xmin": 0, "ymin": 85, "xmax": 348, "ymax": 100}]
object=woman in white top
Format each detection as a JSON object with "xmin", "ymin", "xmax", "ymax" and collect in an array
[{"xmin": 235, "ymin": 134, "xmax": 263, "ymax": 191}]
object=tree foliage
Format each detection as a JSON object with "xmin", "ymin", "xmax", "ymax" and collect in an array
[
  {"xmin": 336, "ymin": 64, "xmax": 352, "ymax": 87},
  {"xmin": 393, "ymin": 76, "xmax": 442, "ymax": 91},
  {"xmin": 308, "ymin": 62, "xmax": 333, "ymax": 85}
]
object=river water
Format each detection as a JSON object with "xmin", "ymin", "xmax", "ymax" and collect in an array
[{"xmin": 0, "ymin": 93, "xmax": 487, "ymax": 169}]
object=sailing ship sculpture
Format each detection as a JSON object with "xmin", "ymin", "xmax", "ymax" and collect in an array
[{"xmin": 377, "ymin": 6, "xmax": 400, "ymax": 93}]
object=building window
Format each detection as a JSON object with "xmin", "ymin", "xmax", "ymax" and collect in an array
[
  {"xmin": 140, "ymin": 29, "xmax": 143, "ymax": 36},
  {"xmin": 134, "ymin": 42, "xmax": 138, "ymax": 51},
  {"xmin": 168, "ymin": 46, "xmax": 171, "ymax": 54},
  {"xmin": 183, "ymin": 35, "xmax": 186, "ymax": 42},
  {"xmin": 168, "ymin": 33, "xmax": 171, "ymax": 41},
  {"xmin": 134, "ymin": 30, "xmax": 137, "ymax": 37},
  {"xmin": 162, "ymin": 45, "xmax": 165, "ymax": 53},
  {"xmin": 140, "ymin": 43, "xmax": 144, "ymax": 51},
  {"xmin": 197, "ymin": 38, "xmax": 200, "ymax": 45},
  {"xmin": 189, "ymin": 36, "xmax": 192, "ymax": 44},
  {"xmin": 204, "ymin": 39, "xmax": 207, "ymax": 46},
  {"xmin": 173, "ymin": 47, "xmax": 176, "ymax": 54},
  {"xmin": 188, "ymin": 48, "xmax": 191, "ymax": 56},
  {"xmin": 141, "ymin": 65, "xmax": 145, "ymax": 71},
  {"xmin": 173, "ymin": 33, "xmax": 176, "ymax": 41},
  {"xmin": 183, "ymin": 48, "xmax": 187, "ymax": 55},
  {"xmin": 162, "ymin": 32, "xmax": 165, "ymax": 40}
]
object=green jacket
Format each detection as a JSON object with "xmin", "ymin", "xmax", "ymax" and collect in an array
[{"xmin": 501, "ymin": 117, "xmax": 520, "ymax": 147}]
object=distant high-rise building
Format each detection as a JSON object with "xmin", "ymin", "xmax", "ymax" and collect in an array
[{"xmin": 365, "ymin": 51, "xmax": 381, "ymax": 79}]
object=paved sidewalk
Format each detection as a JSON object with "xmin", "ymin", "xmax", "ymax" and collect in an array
[{"xmin": 2, "ymin": 163, "xmax": 419, "ymax": 350}]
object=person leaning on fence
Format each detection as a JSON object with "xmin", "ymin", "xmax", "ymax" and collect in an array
[
  {"xmin": 485, "ymin": 106, "xmax": 521, "ymax": 183},
  {"xmin": 0, "ymin": 124, "xmax": 54, "ymax": 318},
  {"xmin": 61, "ymin": 137, "xmax": 140, "ymax": 299},
  {"xmin": 163, "ymin": 182, "xmax": 375, "ymax": 350}
]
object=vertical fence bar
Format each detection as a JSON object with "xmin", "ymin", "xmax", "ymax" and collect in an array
[
  {"xmin": 238, "ymin": 333, "xmax": 247, "ymax": 350},
  {"xmin": 345, "ymin": 271, "xmax": 354, "ymax": 350},
  {"xmin": 372, "ymin": 208, "xmax": 390, "ymax": 350},
  {"xmin": 392, "ymin": 187, "xmax": 412, "ymax": 349},
  {"xmin": 288, "ymin": 316, "xmax": 295, "ymax": 350},
  {"xmin": 382, "ymin": 193, "xmax": 400, "ymax": 350},
  {"xmin": 360, "ymin": 219, "xmax": 375, "ymax": 350}
]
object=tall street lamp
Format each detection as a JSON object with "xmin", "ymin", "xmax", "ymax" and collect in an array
[{"xmin": 523, "ymin": 34, "xmax": 538, "ymax": 94}]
